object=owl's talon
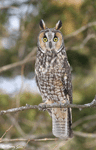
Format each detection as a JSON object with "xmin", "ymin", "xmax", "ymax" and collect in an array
[
  {"xmin": 38, "ymin": 103, "xmax": 46, "ymax": 111},
  {"xmin": 58, "ymin": 100, "xmax": 70, "ymax": 108},
  {"xmin": 65, "ymin": 100, "xmax": 70, "ymax": 105},
  {"xmin": 62, "ymin": 101, "xmax": 70, "ymax": 107}
]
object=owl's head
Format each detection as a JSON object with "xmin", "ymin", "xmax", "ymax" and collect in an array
[{"xmin": 38, "ymin": 19, "xmax": 64, "ymax": 53}]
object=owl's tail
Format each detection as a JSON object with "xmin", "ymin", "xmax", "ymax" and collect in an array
[{"xmin": 52, "ymin": 108, "xmax": 72, "ymax": 139}]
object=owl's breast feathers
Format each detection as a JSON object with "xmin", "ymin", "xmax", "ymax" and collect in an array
[{"xmin": 35, "ymin": 49, "xmax": 72, "ymax": 103}]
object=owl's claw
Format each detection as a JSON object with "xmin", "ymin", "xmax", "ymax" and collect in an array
[
  {"xmin": 65, "ymin": 100, "xmax": 70, "ymax": 105},
  {"xmin": 38, "ymin": 103, "xmax": 46, "ymax": 111},
  {"xmin": 58, "ymin": 100, "xmax": 70, "ymax": 108}
]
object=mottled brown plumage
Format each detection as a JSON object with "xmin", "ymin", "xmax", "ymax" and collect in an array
[{"xmin": 35, "ymin": 20, "xmax": 72, "ymax": 139}]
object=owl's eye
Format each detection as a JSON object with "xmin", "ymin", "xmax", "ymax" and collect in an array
[
  {"xmin": 53, "ymin": 36, "xmax": 58, "ymax": 42},
  {"xmin": 43, "ymin": 37, "xmax": 48, "ymax": 42}
]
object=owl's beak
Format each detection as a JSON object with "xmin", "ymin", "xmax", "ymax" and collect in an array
[{"xmin": 49, "ymin": 41, "xmax": 52, "ymax": 49}]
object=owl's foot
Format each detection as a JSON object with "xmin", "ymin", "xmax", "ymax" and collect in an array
[
  {"xmin": 38, "ymin": 103, "xmax": 46, "ymax": 111},
  {"xmin": 58, "ymin": 100, "xmax": 70, "ymax": 108},
  {"xmin": 39, "ymin": 100, "xmax": 54, "ymax": 111}
]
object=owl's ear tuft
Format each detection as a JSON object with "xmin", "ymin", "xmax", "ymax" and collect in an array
[
  {"xmin": 55, "ymin": 20, "xmax": 62, "ymax": 30},
  {"xmin": 39, "ymin": 19, "xmax": 46, "ymax": 30}
]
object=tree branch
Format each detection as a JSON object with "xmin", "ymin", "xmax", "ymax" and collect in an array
[
  {"xmin": 64, "ymin": 21, "xmax": 96, "ymax": 39},
  {"xmin": 0, "ymin": 47, "xmax": 36, "ymax": 73},
  {"xmin": 74, "ymin": 131, "xmax": 96, "ymax": 138},
  {"xmin": 72, "ymin": 114, "xmax": 96, "ymax": 128},
  {"xmin": 0, "ymin": 96, "xmax": 96, "ymax": 115},
  {"xmin": 1, "ymin": 130, "xmax": 96, "ymax": 144},
  {"xmin": 0, "ymin": 21, "xmax": 96, "ymax": 73},
  {"xmin": 66, "ymin": 34, "xmax": 96, "ymax": 51},
  {"xmin": 0, "ymin": 137, "xmax": 57, "ymax": 143}
]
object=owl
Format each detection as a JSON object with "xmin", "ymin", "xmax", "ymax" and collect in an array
[{"xmin": 35, "ymin": 19, "xmax": 72, "ymax": 139}]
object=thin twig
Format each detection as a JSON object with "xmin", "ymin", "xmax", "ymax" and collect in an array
[
  {"xmin": 66, "ymin": 34, "xmax": 96, "ymax": 51},
  {"xmin": 80, "ymin": 34, "xmax": 96, "ymax": 48},
  {"xmin": 52, "ymin": 145, "xmax": 58, "ymax": 150},
  {"xmin": 0, "ymin": 138, "xmax": 57, "ymax": 143},
  {"xmin": 1, "ymin": 130, "xmax": 96, "ymax": 144},
  {"xmin": 0, "ymin": 95, "xmax": 96, "ymax": 115},
  {"xmin": 0, "ymin": 125, "xmax": 13, "ymax": 140},
  {"xmin": 23, "ymin": 139, "xmax": 31, "ymax": 150},
  {"xmin": 6, "ymin": 114, "xmax": 26, "ymax": 137}
]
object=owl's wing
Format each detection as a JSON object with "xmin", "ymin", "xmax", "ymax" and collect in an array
[
  {"xmin": 64, "ymin": 70, "xmax": 72, "ymax": 104},
  {"xmin": 52, "ymin": 61, "xmax": 73, "ymax": 139},
  {"xmin": 35, "ymin": 74, "xmax": 52, "ymax": 116},
  {"xmin": 62, "ymin": 58, "xmax": 72, "ymax": 104},
  {"xmin": 35, "ymin": 75, "xmax": 41, "ymax": 93},
  {"xmin": 62, "ymin": 62, "xmax": 72, "ymax": 137}
]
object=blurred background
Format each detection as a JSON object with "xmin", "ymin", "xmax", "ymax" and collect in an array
[{"xmin": 0, "ymin": 0, "xmax": 96, "ymax": 149}]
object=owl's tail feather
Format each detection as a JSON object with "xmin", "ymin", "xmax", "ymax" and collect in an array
[{"xmin": 52, "ymin": 108, "xmax": 72, "ymax": 140}]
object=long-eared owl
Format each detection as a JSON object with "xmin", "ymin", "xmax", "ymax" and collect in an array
[{"xmin": 35, "ymin": 20, "xmax": 72, "ymax": 139}]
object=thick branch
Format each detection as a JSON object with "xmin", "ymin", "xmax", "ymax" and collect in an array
[{"xmin": 0, "ymin": 96, "xmax": 96, "ymax": 115}]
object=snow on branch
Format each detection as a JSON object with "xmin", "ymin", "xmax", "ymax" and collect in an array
[{"xmin": 0, "ymin": 95, "xmax": 96, "ymax": 116}]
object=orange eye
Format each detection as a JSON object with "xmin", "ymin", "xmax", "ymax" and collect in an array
[
  {"xmin": 53, "ymin": 37, "xmax": 58, "ymax": 42},
  {"xmin": 43, "ymin": 37, "xmax": 48, "ymax": 42}
]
